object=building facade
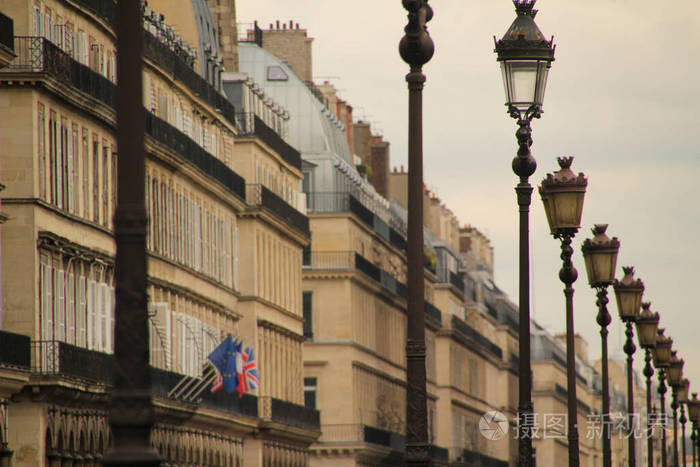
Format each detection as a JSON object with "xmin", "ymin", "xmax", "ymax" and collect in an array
[{"xmin": 0, "ymin": 1, "xmax": 318, "ymax": 465}]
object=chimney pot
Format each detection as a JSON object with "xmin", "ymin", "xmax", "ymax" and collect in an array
[
  {"xmin": 290, "ymin": 20, "xmax": 293, "ymax": 29},
  {"xmin": 269, "ymin": 23, "xmax": 273, "ymax": 29},
  {"xmin": 296, "ymin": 23, "xmax": 300, "ymax": 29},
  {"xmin": 276, "ymin": 20, "xmax": 280, "ymax": 29}
]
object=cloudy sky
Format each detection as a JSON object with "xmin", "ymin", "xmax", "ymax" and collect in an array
[{"xmin": 238, "ymin": 1, "xmax": 700, "ymax": 390}]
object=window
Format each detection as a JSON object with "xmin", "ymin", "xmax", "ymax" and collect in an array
[
  {"xmin": 92, "ymin": 136, "xmax": 99, "ymax": 223},
  {"xmin": 303, "ymin": 377, "xmax": 317, "ymax": 410},
  {"xmin": 60, "ymin": 117, "xmax": 69, "ymax": 210},
  {"xmin": 49, "ymin": 110, "xmax": 57, "ymax": 204},
  {"xmin": 71, "ymin": 124, "xmax": 79, "ymax": 214},
  {"xmin": 102, "ymin": 142, "xmax": 109, "ymax": 227},
  {"xmin": 37, "ymin": 103, "xmax": 46, "ymax": 200},
  {"xmin": 82, "ymin": 129, "xmax": 89, "ymax": 218},
  {"xmin": 302, "ymin": 292, "xmax": 313, "ymax": 339}
]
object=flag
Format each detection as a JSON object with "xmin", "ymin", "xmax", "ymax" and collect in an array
[
  {"xmin": 211, "ymin": 369, "xmax": 223, "ymax": 394},
  {"xmin": 236, "ymin": 345, "xmax": 259, "ymax": 396},
  {"xmin": 207, "ymin": 334, "xmax": 238, "ymax": 394}
]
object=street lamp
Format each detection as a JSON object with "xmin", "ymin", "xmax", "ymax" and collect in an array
[
  {"xmin": 494, "ymin": 3, "xmax": 555, "ymax": 465},
  {"xmin": 687, "ymin": 393, "xmax": 700, "ymax": 467},
  {"xmin": 399, "ymin": 1, "xmax": 434, "ymax": 465},
  {"xmin": 539, "ymin": 156, "xmax": 586, "ymax": 466},
  {"xmin": 668, "ymin": 350, "xmax": 685, "ymax": 467},
  {"xmin": 678, "ymin": 379, "xmax": 690, "ymax": 467},
  {"xmin": 613, "ymin": 266, "xmax": 645, "ymax": 467},
  {"xmin": 636, "ymin": 302, "xmax": 659, "ymax": 467},
  {"xmin": 652, "ymin": 328, "xmax": 673, "ymax": 467},
  {"xmin": 582, "ymin": 224, "xmax": 620, "ymax": 467}
]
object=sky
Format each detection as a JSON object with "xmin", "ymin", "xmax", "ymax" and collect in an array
[{"xmin": 237, "ymin": 0, "xmax": 700, "ymax": 392}]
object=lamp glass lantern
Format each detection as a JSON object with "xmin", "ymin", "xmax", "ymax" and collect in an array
[
  {"xmin": 539, "ymin": 157, "xmax": 587, "ymax": 234},
  {"xmin": 494, "ymin": 0, "xmax": 555, "ymax": 114},
  {"xmin": 581, "ymin": 224, "xmax": 620, "ymax": 287},
  {"xmin": 613, "ymin": 266, "xmax": 645, "ymax": 322},
  {"xmin": 668, "ymin": 351, "xmax": 684, "ymax": 387},
  {"xmin": 678, "ymin": 379, "xmax": 690, "ymax": 403},
  {"xmin": 635, "ymin": 303, "xmax": 659, "ymax": 348},
  {"xmin": 653, "ymin": 329, "xmax": 673, "ymax": 368},
  {"xmin": 688, "ymin": 393, "xmax": 700, "ymax": 424}
]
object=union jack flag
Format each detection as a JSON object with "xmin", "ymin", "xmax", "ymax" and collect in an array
[
  {"xmin": 236, "ymin": 345, "xmax": 259, "ymax": 396},
  {"xmin": 211, "ymin": 368, "xmax": 224, "ymax": 394}
]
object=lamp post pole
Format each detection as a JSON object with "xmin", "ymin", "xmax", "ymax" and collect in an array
[
  {"xmin": 681, "ymin": 402, "xmax": 688, "ymax": 467},
  {"xmin": 645, "ymin": 349, "xmax": 656, "ymax": 467},
  {"xmin": 494, "ymin": 3, "xmax": 555, "ymax": 464},
  {"xmin": 539, "ymin": 157, "xmax": 588, "ymax": 467},
  {"xmin": 582, "ymin": 224, "xmax": 620, "ymax": 467},
  {"xmin": 102, "ymin": 1, "xmax": 161, "ymax": 466},
  {"xmin": 660, "ymin": 370, "xmax": 669, "ymax": 467},
  {"xmin": 672, "ymin": 387, "xmax": 680, "ymax": 467},
  {"xmin": 613, "ymin": 266, "xmax": 645, "ymax": 467},
  {"xmin": 668, "ymin": 351, "xmax": 685, "ymax": 467},
  {"xmin": 636, "ymin": 303, "xmax": 659, "ymax": 467},
  {"xmin": 399, "ymin": 1, "xmax": 434, "ymax": 465},
  {"xmin": 652, "ymin": 329, "xmax": 673, "ymax": 467}
]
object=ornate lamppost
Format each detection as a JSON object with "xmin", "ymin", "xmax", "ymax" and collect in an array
[
  {"xmin": 399, "ymin": 1, "xmax": 434, "ymax": 464},
  {"xmin": 613, "ymin": 266, "xmax": 645, "ymax": 467},
  {"xmin": 494, "ymin": 3, "xmax": 555, "ymax": 464},
  {"xmin": 678, "ymin": 379, "xmax": 690, "ymax": 467},
  {"xmin": 668, "ymin": 350, "xmax": 685, "ymax": 467},
  {"xmin": 636, "ymin": 303, "xmax": 660, "ymax": 467},
  {"xmin": 652, "ymin": 328, "xmax": 673, "ymax": 467},
  {"xmin": 582, "ymin": 224, "xmax": 620, "ymax": 467},
  {"xmin": 101, "ymin": 1, "xmax": 161, "ymax": 466},
  {"xmin": 539, "ymin": 157, "xmax": 586, "ymax": 466},
  {"xmin": 687, "ymin": 393, "xmax": 700, "ymax": 467}
]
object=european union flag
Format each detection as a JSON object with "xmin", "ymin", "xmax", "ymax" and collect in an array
[{"xmin": 207, "ymin": 334, "xmax": 238, "ymax": 394}]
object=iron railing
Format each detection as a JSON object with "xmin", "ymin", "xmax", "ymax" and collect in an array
[
  {"xmin": 459, "ymin": 449, "xmax": 509, "ymax": 467},
  {"xmin": 246, "ymin": 184, "xmax": 309, "ymax": 236},
  {"xmin": 74, "ymin": 0, "xmax": 116, "ymax": 25},
  {"xmin": 31, "ymin": 340, "xmax": 114, "ymax": 383},
  {"xmin": 143, "ymin": 31, "xmax": 236, "ymax": 126},
  {"xmin": 0, "ymin": 13, "xmax": 13, "ymax": 54},
  {"xmin": 236, "ymin": 113, "xmax": 300, "ymax": 170},
  {"xmin": 435, "ymin": 268, "xmax": 464, "ymax": 294},
  {"xmin": 145, "ymin": 112, "xmax": 246, "ymax": 201},
  {"xmin": 302, "ymin": 250, "xmax": 354, "ymax": 270},
  {"xmin": 269, "ymin": 397, "xmax": 320, "ymax": 431},
  {"xmin": 450, "ymin": 316, "xmax": 503, "ymax": 360},
  {"xmin": 306, "ymin": 192, "xmax": 406, "ymax": 252},
  {"xmin": 0, "ymin": 330, "xmax": 30, "ymax": 368},
  {"xmin": 2, "ymin": 37, "xmax": 116, "ymax": 108},
  {"xmin": 363, "ymin": 425, "xmax": 405, "ymax": 450},
  {"xmin": 424, "ymin": 301, "xmax": 442, "ymax": 325}
]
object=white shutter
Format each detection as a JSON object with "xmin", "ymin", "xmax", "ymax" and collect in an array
[
  {"xmin": 148, "ymin": 302, "xmax": 171, "ymax": 370},
  {"xmin": 33, "ymin": 7, "xmax": 41, "ymax": 36},
  {"xmin": 66, "ymin": 272, "xmax": 75, "ymax": 344},
  {"xmin": 98, "ymin": 283, "xmax": 107, "ymax": 352},
  {"xmin": 234, "ymin": 226, "xmax": 239, "ymax": 290},
  {"xmin": 77, "ymin": 276, "xmax": 86, "ymax": 347},
  {"xmin": 56, "ymin": 270, "xmax": 66, "ymax": 341},
  {"xmin": 41, "ymin": 263, "xmax": 53, "ymax": 341},
  {"xmin": 87, "ymin": 279, "xmax": 96, "ymax": 350},
  {"xmin": 108, "ymin": 286, "xmax": 115, "ymax": 353}
]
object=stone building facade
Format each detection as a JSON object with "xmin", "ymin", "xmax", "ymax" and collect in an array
[{"xmin": 0, "ymin": 1, "xmax": 317, "ymax": 465}]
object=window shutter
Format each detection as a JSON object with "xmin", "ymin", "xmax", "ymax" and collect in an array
[
  {"xmin": 149, "ymin": 302, "xmax": 171, "ymax": 370},
  {"xmin": 56, "ymin": 270, "xmax": 66, "ymax": 341},
  {"xmin": 66, "ymin": 272, "xmax": 75, "ymax": 344},
  {"xmin": 77, "ymin": 276, "xmax": 86, "ymax": 347},
  {"xmin": 41, "ymin": 263, "xmax": 53, "ymax": 341},
  {"xmin": 87, "ymin": 279, "xmax": 95, "ymax": 349},
  {"xmin": 234, "ymin": 226, "xmax": 239, "ymax": 290}
]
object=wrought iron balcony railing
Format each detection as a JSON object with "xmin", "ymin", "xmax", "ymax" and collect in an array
[
  {"xmin": 144, "ymin": 112, "xmax": 246, "ymax": 201},
  {"xmin": 269, "ymin": 397, "xmax": 320, "ymax": 431},
  {"xmin": 0, "ymin": 330, "xmax": 30, "ymax": 369},
  {"xmin": 0, "ymin": 13, "xmax": 13, "ymax": 55},
  {"xmin": 424, "ymin": 301, "xmax": 442, "ymax": 325},
  {"xmin": 246, "ymin": 184, "xmax": 309, "ymax": 236},
  {"xmin": 31, "ymin": 340, "xmax": 114, "ymax": 383},
  {"xmin": 450, "ymin": 316, "xmax": 503, "ymax": 360},
  {"xmin": 3, "ymin": 36, "xmax": 116, "ymax": 108},
  {"xmin": 236, "ymin": 113, "xmax": 300, "ymax": 170}
]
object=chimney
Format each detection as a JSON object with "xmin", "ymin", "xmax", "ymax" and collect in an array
[
  {"xmin": 289, "ymin": 20, "xmax": 293, "ymax": 29},
  {"xmin": 276, "ymin": 20, "xmax": 280, "ymax": 29},
  {"xmin": 296, "ymin": 23, "xmax": 300, "ymax": 29}
]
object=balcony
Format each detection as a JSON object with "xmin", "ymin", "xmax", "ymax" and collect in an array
[
  {"xmin": 303, "ymin": 251, "xmax": 408, "ymax": 301},
  {"xmin": 31, "ymin": 340, "xmax": 113, "ymax": 383},
  {"xmin": 3, "ymin": 37, "xmax": 116, "ymax": 108},
  {"xmin": 424, "ymin": 301, "xmax": 442, "ymax": 326},
  {"xmin": 458, "ymin": 449, "xmax": 509, "ymax": 467},
  {"xmin": 246, "ymin": 184, "xmax": 309, "ymax": 236},
  {"xmin": 259, "ymin": 396, "xmax": 320, "ymax": 431},
  {"xmin": 436, "ymin": 268, "xmax": 464, "ymax": 295},
  {"xmin": 74, "ymin": 0, "xmax": 116, "ymax": 25},
  {"xmin": 0, "ymin": 330, "xmax": 30, "ymax": 369},
  {"xmin": 143, "ymin": 31, "xmax": 236, "ymax": 126},
  {"xmin": 236, "ymin": 113, "xmax": 301, "ymax": 170},
  {"xmin": 145, "ymin": 112, "xmax": 246, "ymax": 201},
  {"xmin": 450, "ymin": 316, "xmax": 503, "ymax": 360},
  {"xmin": 0, "ymin": 13, "xmax": 15, "ymax": 68},
  {"xmin": 306, "ymin": 192, "xmax": 406, "ymax": 252}
]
